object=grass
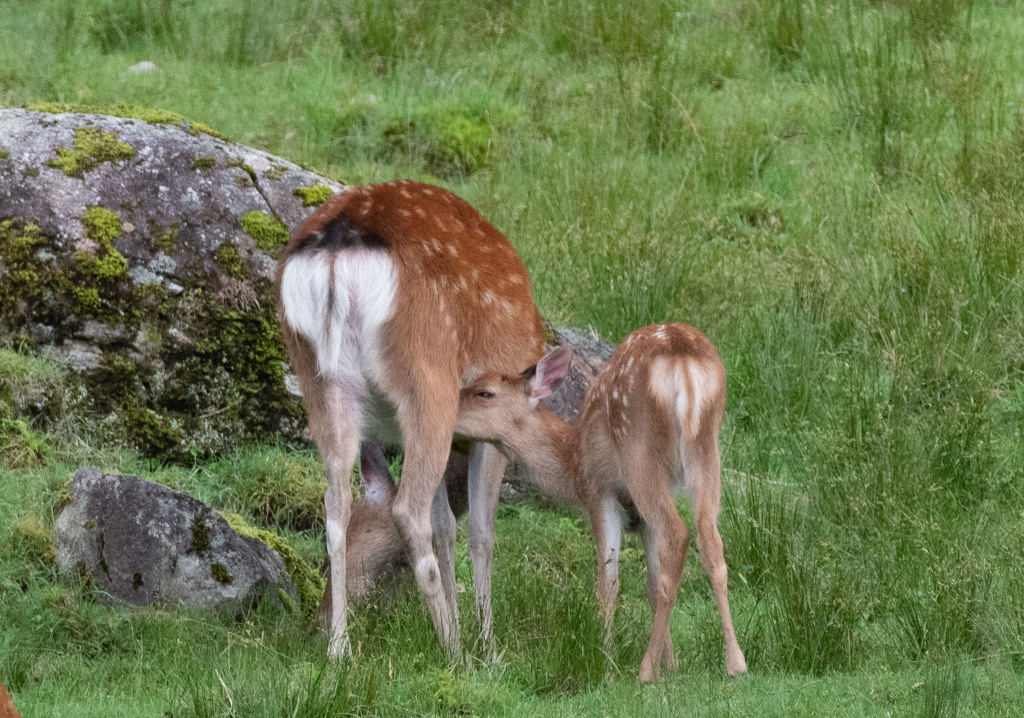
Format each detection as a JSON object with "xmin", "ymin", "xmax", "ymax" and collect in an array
[{"xmin": 3, "ymin": 0, "xmax": 1024, "ymax": 714}]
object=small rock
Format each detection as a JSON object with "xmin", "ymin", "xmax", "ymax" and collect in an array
[
  {"xmin": 126, "ymin": 61, "xmax": 161, "ymax": 75},
  {"xmin": 54, "ymin": 467, "xmax": 297, "ymax": 610}
]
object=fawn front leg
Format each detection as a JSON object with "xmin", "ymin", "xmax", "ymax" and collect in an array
[
  {"xmin": 467, "ymin": 441, "xmax": 507, "ymax": 649},
  {"xmin": 590, "ymin": 496, "xmax": 624, "ymax": 646}
]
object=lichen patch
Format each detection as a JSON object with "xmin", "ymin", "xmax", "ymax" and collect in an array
[{"xmin": 47, "ymin": 127, "xmax": 135, "ymax": 178}]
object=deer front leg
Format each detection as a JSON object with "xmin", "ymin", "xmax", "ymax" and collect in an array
[
  {"xmin": 467, "ymin": 441, "xmax": 506, "ymax": 650},
  {"xmin": 590, "ymin": 497, "xmax": 623, "ymax": 647},
  {"xmin": 431, "ymin": 479, "xmax": 461, "ymax": 640}
]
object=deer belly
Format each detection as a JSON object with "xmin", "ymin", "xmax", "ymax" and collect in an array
[{"xmin": 362, "ymin": 383, "xmax": 403, "ymax": 447}]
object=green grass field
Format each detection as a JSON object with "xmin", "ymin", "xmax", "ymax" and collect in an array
[{"xmin": 3, "ymin": 0, "xmax": 1024, "ymax": 714}]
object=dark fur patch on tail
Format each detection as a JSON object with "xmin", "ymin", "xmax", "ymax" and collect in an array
[{"xmin": 295, "ymin": 216, "xmax": 388, "ymax": 253}]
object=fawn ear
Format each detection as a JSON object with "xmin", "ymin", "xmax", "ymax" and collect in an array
[
  {"xmin": 526, "ymin": 346, "xmax": 573, "ymax": 406},
  {"xmin": 360, "ymin": 442, "xmax": 396, "ymax": 505}
]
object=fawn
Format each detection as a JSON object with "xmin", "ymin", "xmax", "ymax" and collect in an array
[
  {"xmin": 276, "ymin": 180, "xmax": 545, "ymax": 656},
  {"xmin": 455, "ymin": 323, "xmax": 747, "ymax": 681}
]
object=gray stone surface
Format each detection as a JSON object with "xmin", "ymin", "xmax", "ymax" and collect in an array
[
  {"xmin": 54, "ymin": 466, "xmax": 296, "ymax": 610},
  {"xmin": 544, "ymin": 325, "xmax": 613, "ymax": 423},
  {"xmin": 0, "ymin": 108, "xmax": 346, "ymax": 458},
  {"xmin": 0, "ymin": 109, "xmax": 342, "ymax": 261}
]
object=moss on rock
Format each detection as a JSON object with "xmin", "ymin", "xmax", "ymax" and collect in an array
[
  {"xmin": 188, "ymin": 512, "xmax": 212, "ymax": 557},
  {"xmin": 47, "ymin": 127, "xmax": 135, "ymax": 178},
  {"xmin": 154, "ymin": 223, "xmax": 180, "ymax": 254},
  {"xmin": 223, "ymin": 512, "xmax": 322, "ymax": 615},
  {"xmin": 122, "ymin": 406, "xmax": 185, "ymax": 460},
  {"xmin": 226, "ymin": 158, "xmax": 257, "ymax": 184},
  {"xmin": 74, "ymin": 207, "xmax": 129, "ymax": 312},
  {"xmin": 263, "ymin": 164, "xmax": 288, "ymax": 181},
  {"xmin": 0, "ymin": 220, "xmax": 48, "ymax": 312},
  {"xmin": 292, "ymin": 185, "xmax": 333, "ymax": 207},
  {"xmin": 28, "ymin": 102, "xmax": 228, "ymax": 140},
  {"xmin": 0, "ymin": 149, "xmax": 9, "ymax": 159},
  {"xmin": 192, "ymin": 156, "xmax": 216, "ymax": 170},
  {"xmin": 240, "ymin": 210, "xmax": 289, "ymax": 252},
  {"xmin": 210, "ymin": 563, "xmax": 234, "ymax": 585},
  {"xmin": 214, "ymin": 243, "xmax": 245, "ymax": 278}
]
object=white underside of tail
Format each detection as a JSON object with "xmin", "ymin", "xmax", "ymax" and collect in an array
[
  {"xmin": 648, "ymin": 356, "xmax": 719, "ymax": 494},
  {"xmin": 280, "ymin": 251, "xmax": 398, "ymax": 389}
]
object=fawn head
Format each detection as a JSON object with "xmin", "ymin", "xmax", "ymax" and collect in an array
[{"xmin": 456, "ymin": 346, "xmax": 573, "ymax": 443}]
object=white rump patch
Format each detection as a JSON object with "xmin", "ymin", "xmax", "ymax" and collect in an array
[
  {"xmin": 649, "ymin": 356, "xmax": 717, "ymax": 440},
  {"xmin": 280, "ymin": 251, "xmax": 397, "ymax": 384}
]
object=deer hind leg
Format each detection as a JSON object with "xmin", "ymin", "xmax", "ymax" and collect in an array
[
  {"xmin": 467, "ymin": 441, "xmax": 507, "ymax": 649},
  {"xmin": 307, "ymin": 376, "xmax": 363, "ymax": 658},
  {"xmin": 641, "ymin": 523, "xmax": 677, "ymax": 670},
  {"xmin": 589, "ymin": 496, "xmax": 623, "ymax": 647},
  {"xmin": 688, "ymin": 439, "xmax": 747, "ymax": 677},
  {"xmin": 625, "ymin": 455, "xmax": 688, "ymax": 683},
  {"xmin": 390, "ymin": 379, "xmax": 461, "ymax": 656}
]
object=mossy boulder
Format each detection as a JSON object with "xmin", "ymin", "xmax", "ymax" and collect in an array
[
  {"xmin": 0, "ymin": 108, "xmax": 345, "ymax": 459},
  {"xmin": 53, "ymin": 467, "xmax": 297, "ymax": 611}
]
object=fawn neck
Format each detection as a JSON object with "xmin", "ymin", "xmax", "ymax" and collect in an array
[{"xmin": 499, "ymin": 406, "xmax": 580, "ymax": 505}]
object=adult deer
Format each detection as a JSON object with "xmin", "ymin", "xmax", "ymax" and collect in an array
[
  {"xmin": 455, "ymin": 324, "xmax": 747, "ymax": 681},
  {"xmin": 276, "ymin": 180, "xmax": 545, "ymax": 656}
]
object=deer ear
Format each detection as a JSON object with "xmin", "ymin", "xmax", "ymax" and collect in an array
[
  {"xmin": 360, "ymin": 442, "xmax": 396, "ymax": 504},
  {"xmin": 527, "ymin": 346, "xmax": 573, "ymax": 405}
]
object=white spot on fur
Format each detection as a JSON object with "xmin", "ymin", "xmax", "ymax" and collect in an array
[
  {"xmin": 447, "ymin": 244, "xmax": 458, "ymax": 256},
  {"xmin": 422, "ymin": 187, "xmax": 435, "ymax": 196},
  {"xmin": 399, "ymin": 208, "xmax": 411, "ymax": 217},
  {"xmin": 280, "ymin": 251, "xmax": 397, "ymax": 383},
  {"xmin": 415, "ymin": 206, "xmax": 426, "ymax": 218}
]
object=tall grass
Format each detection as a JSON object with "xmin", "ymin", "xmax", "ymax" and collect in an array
[{"xmin": 2, "ymin": 0, "xmax": 1024, "ymax": 714}]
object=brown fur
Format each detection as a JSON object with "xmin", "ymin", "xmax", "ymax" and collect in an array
[
  {"xmin": 455, "ymin": 323, "xmax": 747, "ymax": 681},
  {"xmin": 0, "ymin": 683, "xmax": 20, "ymax": 718},
  {"xmin": 277, "ymin": 180, "xmax": 545, "ymax": 655}
]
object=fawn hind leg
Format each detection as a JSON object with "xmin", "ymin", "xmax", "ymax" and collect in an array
[
  {"xmin": 687, "ymin": 437, "xmax": 747, "ymax": 676},
  {"xmin": 621, "ymin": 445, "xmax": 688, "ymax": 683},
  {"xmin": 641, "ymin": 523, "xmax": 677, "ymax": 670}
]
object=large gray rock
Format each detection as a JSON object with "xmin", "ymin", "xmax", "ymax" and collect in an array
[
  {"xmin": 54, "ymin": 466, "xmax": 296, "ymax": 610},
  {"xmin": 0, "ymin": 107, "xmax": 345, "ymax": 458}
]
